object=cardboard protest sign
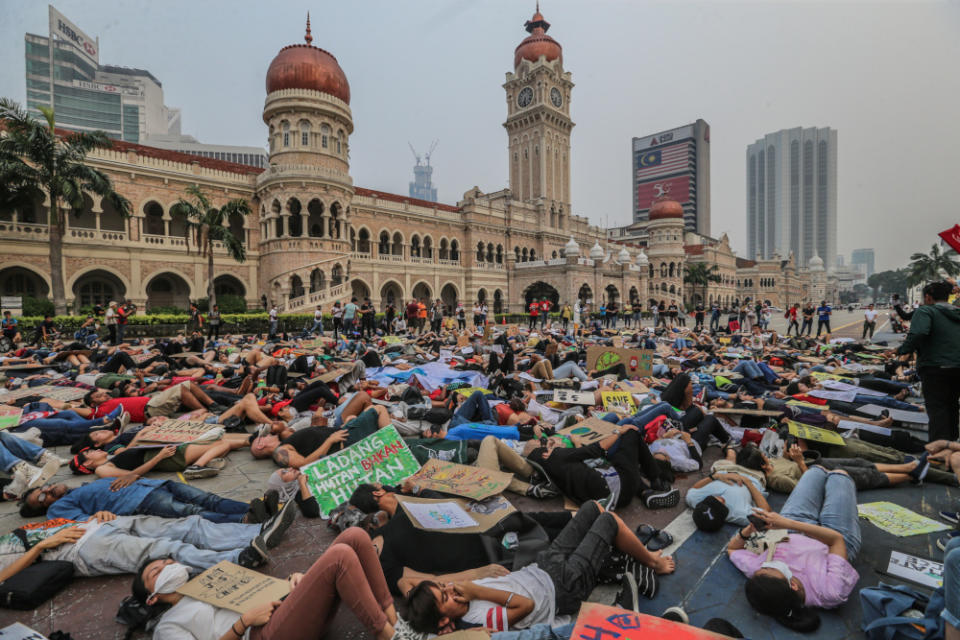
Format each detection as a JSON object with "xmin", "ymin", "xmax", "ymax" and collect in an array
[
  {"xmin": 601, "ymin": 391, "xmax": 637, "ymax": 414},
  {"xmin": 0, "ymin": 385, "xmax": 55, "ymax": 401},
  {"xmin": 552, "ymin": 389, "xmax": 597, "ymax": 406},
  {"xmin": 858, "ymin": 405, "xmax": 929, "ymax": 424},
  {"xmin": 711, "ymin": 407, "xmax": 781, "ymax": 417},
  {"xmin": 397, "ymin": 495, "xmax": 515, "ymax": 534},
  {"xmin": 886, "ymin": 550, "xmax": 943, "ymax": 588},
  {"xmin": 557, "ymin": 416, "xmax": 620, "ymax": 445},
  {"xmin": 858, "ymin": 502, "xmax": 950, "ymax": 537},
  {"xmin": 0, "ymin": 622, "xmax": 50, "ymax": 640},
  {"xmin": 302, "ymin": 424, "xmax": 420, "ymax": 516},
  {"xmin": 313, "ymin": 367, "xmax": 349, "ymax": 384},
  {"xmin": 409, "ymin": 459, "xmax": 512, "ymax": 501},
  {"xmin": 616, "ymin": 380, "xmax": 650, "ymax": 394},
  {"xmin": 456, "ymin": 333, "xmax": 471, "ymax": 348},
  {"xmin": 383, "ymin": 336, "xmax": 403, "ymax": 345},
  {"xmin": 41, "ymin": 387, "xmax": 87, "ymax": 402},
  {"xmin": 137, "ymin": 419, "xmax": 221, "ymax": 443},
  {"xmin": 586, "ymin": 347, "xmax": 653, "ymax": 377},
  {"xmin": 787, "ymin": 421, "xmax": 845, "ymax": 446},
  {"xmin": 808, "ymin": 389, "xmax": 857, "ymax": 403},
  {"xmin": 454, "ymin": 386, "xmax": 492, "ymax": 397},
  {"xmin": 177, "ymin": 561, "xmax": 290, "ymax": 614},
  {"xmin": 572, "ymin": 602, "xmax": 727, "ymax": 640},
  {"xmin": 441, "ymin": 631, "xmax": 490, "ymax": 640},
  {"xmin": 0, "ymin": 364, "xmax": 46, "ymax": 372},
  {"xmin": 0, "ymin": 406, "xmax": 23, "ymax": 430}
]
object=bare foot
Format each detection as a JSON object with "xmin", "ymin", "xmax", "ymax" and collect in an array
[
  {"xmin": 651, "ymin": 550, "xmax": 676, "ymax": 575},
  {"xmin": 877, "ymin": 417, "xmax": 894, "ymax": 428}
]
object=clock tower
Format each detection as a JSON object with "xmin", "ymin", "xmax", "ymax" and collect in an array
[{"xmin": 504, "ymin": 7, "xmax": 574, "ymax": 225}]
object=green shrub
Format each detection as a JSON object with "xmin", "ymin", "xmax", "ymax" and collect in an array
[
  {"xmin": 146, "ymin": 305, "xmax": 187, "ymax": 315},
  {"xmin": 22, "ymin": 296, "xmax": 54, "ymax": 317}
]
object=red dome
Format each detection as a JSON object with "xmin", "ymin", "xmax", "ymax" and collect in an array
[
  {"xmin": 649, "ymin": 198, "xmax": 684, "ymax": 221},
  {"xmin": 514, "ymin": 10, "xmax": 562, "ymax": 68},
  {"xmin": 266, "ymin": 17, "xmax": 350, "ymax": 104}
]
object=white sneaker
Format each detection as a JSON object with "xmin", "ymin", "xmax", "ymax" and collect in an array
[
  {"xmin": 37, "ymin": 451, "xmax": 66, "ymax": 468},
  {"xmin": 10, "ymin": 428, "xmax": 43, "ymax": 447},
  {"xmin": 4, "ymin": 461, "xmax": 41, "ymax": 500}
]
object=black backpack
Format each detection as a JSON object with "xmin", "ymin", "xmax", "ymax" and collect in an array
[
  {"xmin": 265, "ymin": 365, "xmax": 288, "ymax": 392},
  {"xmin": 0, "ymin": 559, "xmax": 73, "ymax": 609}
]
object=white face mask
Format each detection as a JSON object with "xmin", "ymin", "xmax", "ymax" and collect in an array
[
  {"xmin": 149, "ymin": 563, "xmax": 190, "ymax": 600},
  {"xmin": 761, "ymin": 560, "xmax": 794, "ymax": 584}
]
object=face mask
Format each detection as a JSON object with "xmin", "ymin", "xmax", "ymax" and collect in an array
[
  {"xmin": 761, "ymin": 560, "xmax": 793, "ymax": 583},
  {"xmin": 149, "ymin": 563, "xmax": 190, "ymax": 600}
]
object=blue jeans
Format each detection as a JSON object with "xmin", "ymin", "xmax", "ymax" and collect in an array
[
  {"xmin": 602, "ymin": 401, "xmax": 676, "ymax": 428},
  {"xmin": 450, "ymin": 390, "xmax": 496, "ymax": 427},
  {"xmin": 854, "ymin": 394, "xmax": 919, "ymax": 411},
  {"xmin": 0, "ymin": 431, "xmax": 44, "ymax": 472},
  {"xmin": 780, "ymin": 466, "xmax": 861, "ymax": 561},
  {"xmin": 269, "ymin": 319, "xmax": 278, "ymax": 335},
  {"xmin": 494, "ymin": 623, "xmax": 574, "ymax": 640},
  {"xmin": 651, "ymin": 363, "xmax": 670, "ymax": 377},
  {"xmin": 734, "ymin": 360, "xmax": 764, "ymax": 381},
  {"xmin": 553, "ymin": 361, "xmax": 588, "ymax": 382},
  {"xmin": 309, "ymin": 320, "xmax": 324, "ymax": 335},
  {"xmin": 135, "ymin": 481, "xmax": 250, "ymax": 524},
  {"xmin": 943, "ymin": 536, "xmax": 960, "ymax": 629}
]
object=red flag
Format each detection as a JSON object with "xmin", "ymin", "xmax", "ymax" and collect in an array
[{"xmin": 940, "ymin": 224, "xmax": 960, "ymax": 254}]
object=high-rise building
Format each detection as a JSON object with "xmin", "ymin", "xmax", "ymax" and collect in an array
[
  {"xmin": 632, "ymin": 119, "xmax": 711, "ymax": 234},
  {"xmin": 851, "ymin": 248, "xmax": 875, "ymax": 277},
  {"xmin": 408, "ymin": 143, "xmax": 438, "ymax": 202},
  {"xmin": 746, "ymin": 127, "xmax": 837, "ymax": 271}
]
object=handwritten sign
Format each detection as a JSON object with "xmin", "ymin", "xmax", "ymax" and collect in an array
[
  {"xmin": 0, "ymin": 622, "xmax": 50, "ymax": 640},
  {"xmin": 887, "ymin": 550, "xmax": 943, "ymax": 588},
  {"xmin": 601, "ymin": 391, "xmax": 637, "ymax": 415},
  {"xmin": 137, "ymin": 419, "xmax": 221, "ymax": 443},
  {"xmin": 858, "ymin": 502, "xmax": 951, "ymax": 537},
  {"xmin": 572, "ymin": 603, "xmax": 727, "ymax": 640},
  {"xmin": 857, "ymin": 405, "xmax": 929, "ymax": 425},
  {"xmin": 402, "ymin": 500, "xmax": 478, "ymax": 530},
  {"xmin": 711, "ymin": 407, "xmax": 781, "ymax": 417},
  {"xmin": 409, "ymin": 459, "xmax": 512, "ymax": 501},
  {"xmin": 0, "ymin": 385, "xmax": 55, "ymax": 401},
  {"xmin": 0, "ymin": 406, "xmax": 22, "ymax": 430},
  {"xmin": 787, "ymin": 421, "xmax": 845, "ymax": 445},
  {"xmin": 552, "ymin": 389, "xmax": 597, "ymax": 406},
  {"xmin": 616, "ymin": 380, "xmax": 650, "ymax": 394},
  {"xmin": 177, "ymin": 561, "xmax": 290, "ymax": 614},
  {"xmin": 41, "ymin": 387, "xmax": 87, "ymax": 402},
  {"xmin": 586, "ymin": 347, "xmax": 653, "ymax": 377},
  {"xmin": 453, "ymin": 386, "xmax": 493, "ymax": 397},
  {"xmin": 302, "ymin": 425, "xmax": 420, "ymax": 516},
  {"xmin": 397, "ymin": 495, "xmax": 515, "ymax": 534},
  {"xmin": 557, "ymin": 416, "xmax": 620, "ymax": 445}
]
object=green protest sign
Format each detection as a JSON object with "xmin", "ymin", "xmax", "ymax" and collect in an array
[{"xmin": 302, "ymin": 424, "xmax": 421, "ymax": 516}]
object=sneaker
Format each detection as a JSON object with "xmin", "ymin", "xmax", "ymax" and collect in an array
[
  {"xmin": 206, "ymin": 457, "xmax": 228, "ymax": 471},
  {"xmin": 390, "ymin": 401, "xmax": 408, "ymax": 421},
  {"xmin": 208, "ymin": 403, "xmax": 229, "ymax": 414},
  {"xmin": 3, "ymin": 462, "xmax": 43, "ymax": 500},
  {"xmin": 36, "ymin": 451, "xmax": 66, "ymax": 468},
  {"xmin": 259, "ymin": 499, "xmax": 296, "ymax": 550},
  {"xmin": 117, "ymin": 411, "xmax": 132, "ymax": 432},
  {"xmin": 615, "ymin": 572, "xmax": 639, "ymax": 613},
  {"xmin": 105, "ymin": 404, "xmax": 124, "ymax": 420},
  {"xmin": 909, "ymin": 452, "xmax": 930, "ymax": 484},
  {"xmin": 183, "ymin": 465, "xmax": 219, "ymax": 480},
  {"xmin": 11, "ymin": 428, "xmax": 43, "ymax": 447},
  {"xmin": 237, "ymin": 544, "xmax": 267, "ymax": 569},
  {"xmin": 263, "ymin": 489, "xmax": 280, "ymax": 517},
  {"xmin": 662, "ymin": 606, "xmax": 689, "ymax": 624},
  {"xmin": 525, "ymin": 483, "xmax": 559, "ymax": 499},
  {"xmin": 937, "ymin": 530, "xmax": 960, "ymax": 552},
  {"xmin": 32, "ymin": 458, "xmax": 61, "ymax": 490},
  {"xmin": 940, "ymin": 511, "xmax": 960, "ymax": 525},
  {"xmin": 642, "ymin": 488, "xmax": 681, "ymax": 510},
  {"xmin": 244, "ymin": 498, "xmax": 269, "ymax": 524},
  {"xmin": 630, "ymin": 560, "xmax": 659, "ymax": 599}
]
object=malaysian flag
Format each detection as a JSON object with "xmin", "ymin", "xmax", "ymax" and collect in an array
[{"xmin": 636, "ymin": 143, "xmax": 690, "ymax": 180}]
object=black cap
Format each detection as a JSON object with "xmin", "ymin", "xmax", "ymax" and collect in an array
[{"xmin": 692, "ymin": 495, "xmax": 728, "ymax": 532}]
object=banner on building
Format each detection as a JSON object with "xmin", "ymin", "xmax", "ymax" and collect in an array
[{"xmin": 49, "ymin": 6, "xmax": 98, "ymax": 65}]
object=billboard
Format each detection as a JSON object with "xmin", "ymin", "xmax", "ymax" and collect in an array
[
  {"xmin": 636, "ymin": 175, "xmax": 691, "ymax": 209},
  {"xmin": 49, "ymin": 6, "xmax": 98, "ymax": 65},
  {"xmin": 632, "ymin": 124, "xmax": 695, "ymax": 152}
]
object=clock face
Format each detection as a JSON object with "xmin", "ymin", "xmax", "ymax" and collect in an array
[
  {"xmin": 517, "ymin": 87, "xmax": 533, "ymax": 108},
  {"xmin": 550, "ymin": 87, "xmax": 563, "ymax": 108}
]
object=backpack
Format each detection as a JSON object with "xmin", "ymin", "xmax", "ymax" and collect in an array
[
  {"xmin": 861, "ymin": 583, "xmax": 945, "ymax": 640},
  {"xmin": 0, "ymin": 559, "xmax": 74, "ymax": 609},
  {"xmin": 265, "ymin": 365, "xmax": 288, "ymax": 392}
]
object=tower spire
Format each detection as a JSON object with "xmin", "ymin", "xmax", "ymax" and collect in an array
[{"xmin": 305, "ymin": 12, "xmax": 313, "ymax": 45}]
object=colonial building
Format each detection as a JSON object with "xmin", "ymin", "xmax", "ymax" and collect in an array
[{"xmin": 0, "ymin": 10, "xmax": 832, "ymax": 316}]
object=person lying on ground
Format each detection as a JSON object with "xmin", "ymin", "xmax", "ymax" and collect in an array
[
  {"xmin": 134, "ymin": 527, "xmax": 397, "ymax": 640},
  {"xmin": 686, "ymin": 458, "xmax": 771, "ymax": 531},
  {"xmin": 81, "ymin": 382, "xmax": 226, "ymax": 424},
  {"xmin": 0, "ymin": 430, "xmax": 62, "ymax": 500},
  {"xmin": 249, "ymin": 424, "xmax": 349, "ymax": 468}
]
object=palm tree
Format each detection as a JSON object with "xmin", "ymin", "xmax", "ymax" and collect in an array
[
  {"xmin": 907, "ymin": 243, "xmax": 960, "ymax": 286},
  {"xmin": 0, "ymin": 98, "xmax": 131, "ymax": 314},
  {"xmin": 169, "ymin": 185, "xmax": 250, "ymax": 309},
  {"xmin": 684, "ymin": 262, "xmax": 722, "ymax": 306}
]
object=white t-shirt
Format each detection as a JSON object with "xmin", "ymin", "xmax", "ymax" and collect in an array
[
  {"xmin": 314, "ymin": 309, "xmax": 323, "ymax": 321},
  {"xmin": 269, "ymin": 308, "xmax": 278, "ymax": 320},
  {"xmin": 461, "ymin": 565, "xmax": 556, "ymax": 631},
  {"xmin": 864, "ymin": 310, "xmax": 878, "ymax": 322},
  {"xmin": 154, "ymin": 597, "xmax": 246, "ymax": 640}
]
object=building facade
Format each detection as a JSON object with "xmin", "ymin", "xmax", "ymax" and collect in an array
[
  {"xmin": 632, "ymin": 119, "xmax": 710, "ymax": 235},
  {"xmin": 851, "ymin": 248, "xmax": 875, "ymax": 278},
  {"xmin": 746, "ymin": 127, "xmax": 838, "ymax": 270},
  {"xmin": 3, "ymin": 10, "xmax": 831, "ymax": 316}
]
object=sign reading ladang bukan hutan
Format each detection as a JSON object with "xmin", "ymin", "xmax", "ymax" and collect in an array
[{"xmin": 302, "ymin": 424, "xmax": 421, "ymax": 516}]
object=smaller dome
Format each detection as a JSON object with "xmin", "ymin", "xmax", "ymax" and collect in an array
[
  {"xmin": 809, "ymin": 254, "xmax": 825, "ymax": 271},
  {"xmin": 514, "ymin": 9, "xmax": 562, "ymax": 68},
  {"xmin": 649, "ymin": 198, "xmax": 684, "ymax": 221},
  {"xmin": 636, "ymin": 249, "xmax": 649, "ymax": 266},
  {"xmin": 618, "ymin": 246, "xmax": 631, "ymax": 262},
  {"xmin": 265, "ymin": 15, "xmax": 350, "ymax": 103},
  {"xmin": 564, "ymin": 236, "xmax": 580, "ymax": 257},
  {"xmin": 589, "ymin": 240, "xmax": 604, "ymax": 260}
]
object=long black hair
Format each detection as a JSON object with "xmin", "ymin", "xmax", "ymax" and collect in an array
[
  {"xmin": 745, "ymin": 574, "xmax": 821, "ymax": 632},
  {"xmin": 660, "ymin": 373, "xmax": 691, "ymax": 409}
]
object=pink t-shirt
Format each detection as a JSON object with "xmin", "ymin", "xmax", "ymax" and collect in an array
[{"xmin": 729, "ymin": 534, "xmax": 859, "ymax": 609}]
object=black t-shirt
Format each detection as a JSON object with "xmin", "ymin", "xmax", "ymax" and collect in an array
[
  {"xmin": 109, "ymin": 447, "xmax": 149, "ymax": 470},
  {"xmin": 527, "ymin": 445, "xmax": 609, "ymax": 505},
  {"xmin": 282, "ymin": 426, "xmax": 340, "ymax": 456},
  {"xmin": 373, "ymin": 509, "xmax": 489, "ymax": 594}
]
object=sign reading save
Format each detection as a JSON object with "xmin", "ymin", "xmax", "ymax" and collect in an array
[{"xmin": 302, "ymin": 425, "xmax": 421, "ymax": 516}]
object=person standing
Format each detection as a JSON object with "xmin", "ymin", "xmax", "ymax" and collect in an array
[
  {"xmin": 207, "ymin": 305, "xmax": 222, "ymax": 340},
  {"xmin": 527, "ymin": 298, "xmax": 539, "ymax": 330},
  {"xmin": 786, "ymin": 304, "xmax": 800, "ymax": 336},
  {"xmin": 573, "ymin": 299, "xmax": 583, "ymax": 332},
  {"xmin": 539, "ymin": 298, "xmax": 551, "ymax": 329},
  {"xmin": 862, "ymin": 303, "xmax": 878, "ymax": 340},
  {"xmin": 560, "ymin": 302, "xmax": 573, "ymax": 333},
  {"xmin": 332, "ymin": 302, "xmax": 344, "ymax": 339},
  {"xmin": 360, "ymin": 298, "xmax": 374, "ymax": 339},
  {"xmin": 105, "ymin": 301, "xmax": 118, "ymax": 345},
  {"xmin": 801, "ymin": 303, "xmax": 815, "ymax": 336},
  {"xmin": 406, "ymin": 299, "xmax": 419, "ymax": 333},
  {"xmin": 310, "ymin": 305, "xmax": 324, "ymax": 336},
  {"xmin": 816, "ymin": 300, "xmax": 832, "ymax": 337},
  {"xmin": 416, "ymin": 298, "xmax": 427, "ymax": 334},
  {"xmin": 667, "ymin": 300, "xmax": 679, "ymax": 328},
  {"xmin": 456, "ymin": 302, "xmax": 466, "ymax": 331},
  {"xmin": 479, "ymin": 301, "xmax": 488, "ymax": 327},
  {"xmin": 385, "ymin": 302, "xmax": 396, "ymax": 333},
  {"xmin": 116, "ymin": 301, "xmax": 131, "ymax": 344},
  {"xmin": 710, "ymin": 303, "xmax": 721, "ymax": 333},
  {"xmin": 430, "ymin": 300, "xmax": 443, "ymax": 333},
  {"xmin": 892, "ymin": 281, "xmax": 960, "ymax": 442},
  {"xmin": 658, "ymin": 300, "xmax": 668, "ymax": 328},
  {"xmin": 632, "ymin": 301, "xmax": 643, "ymax": 329},
  {"xmin": 268, "ymin": 304, "xmax": 278, "ymax": 337},
  {"xmin": 694, "ymin": 302, "xmax": 705, "ymax": 331},
  {"xmin": 343, "ymin": 297, "xmax": 359, "ymax": 337}
]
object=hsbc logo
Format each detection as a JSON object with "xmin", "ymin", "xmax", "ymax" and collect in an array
[{"xmin": 57, "ymin": 19, "xmax": 97, "ymax": 59}]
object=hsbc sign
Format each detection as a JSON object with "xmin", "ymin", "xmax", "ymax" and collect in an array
[{"xmin": 49, "ymin": 6, "xmax": 99, "ymax": 65}]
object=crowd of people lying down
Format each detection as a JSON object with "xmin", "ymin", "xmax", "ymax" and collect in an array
[{"xmin": 0, "ymin": 279, "xmax": 958, "ymax": 640}]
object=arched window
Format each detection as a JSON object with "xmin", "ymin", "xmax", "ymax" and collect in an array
[
  {"xmin": 331, "ymin": 264, "xmax": 344, "ymax": 285},
  {"xmin": 337, "ymin": 130, "xmax": 344, "ymax": 154},
  {"xmin": 392, "ymin": 232, "xmax": 403, "ymax": 256},
  {"xmin": 439, "ymin": 238, "xmax": 449, "ymax": 260},
  {"xmin": 450, "ymin": 240, "xmax": 459, "ymax": 261},
  {"xmin": 300, "ymin": 121, "xmax": 310, "ymax": 146},
  {"xmin": 321, "ymin": 124, "xmax": 331, "ymax": 149},
  {"xmin": 496, "ymin": 245, "xmax": 504, "ymax": 264},
  {"xmin": 529, "ymin": 249, "xmax": 536, "ymax": 261},
  {"xmin": 423, "ymin": 236, "xmax": 433, "ymax": 259},
  {"xmin": 551, "ymin": 250, "xmax": 558, "ymax": 259},
  {"xmin": 486, "ymin": 243, "xmax": 494, "ymax": 263},
  {"xmin": 290, "ymin": 275, "xmax": 304, "ymax": 298},
  {"xmin": 378, "ymin": 231, "xmax": 390, "ymax": 254},
  {"xmin": 282, "ymin": 122, "xmax": 290, "ymax": 147},
  {"xmin": 514, "ymin": 246, "xmax": 521, "ymax": 261},
  {"xmin": 144, "ymin": 201, "xmax": 164, "ymax": 236},
  {"xmin": 310, "ymin": 269, "xmax": 325, "ymax": 293},
  {"xmin": 357, "ymin": 228, "xmax": 370, "ymax": 253},
  {"xmin": 669, "ymin": 262, "xmax": 675, "ymax": 277},
  {"xmin": 411, "ymin": 235, "xmax": 421, "ymax": 257},
  {"xmin": 476, "ymin": 242, "xmax": 485, "ymax": 262},
  {"xmin": 660, "ymin": 263, "xmax": 667, "ymax": 277},
  {"xmin": 521, "ymin": 248, "xmax": 528, "ymax": 262}
]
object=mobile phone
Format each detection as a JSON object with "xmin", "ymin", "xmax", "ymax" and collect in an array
[{"xmin": 747, "ymin": 513, "xmax": 768, "ymax": 532}]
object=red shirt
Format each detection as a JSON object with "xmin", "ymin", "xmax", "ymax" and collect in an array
[
  {"xmin": 539, "ymin": 301, "xmax": 551, "ymax": 314},
  {"xmin": 94, "ymin": 396, "xmax": 150, "ymax": 422},
  {"xmin": 494, "ymin": 403, "xmax": 515, "ymax": 425},
  {"xmin": 528, "ymin": 303, "xmax": 539, "ymax": 317}
]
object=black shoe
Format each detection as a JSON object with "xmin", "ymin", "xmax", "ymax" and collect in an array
[
  {"xmin": 259, "ymin": 499, "xmax": 296, "ymax": 550},
  {"xmin": 237, "ymin": 544, "xmax": 267, "ymax": 569},
  {"xmin": 263, "ymin": 489, "xmax": 280, "ymax": 517},
  {"xmin": 615, "ymin": 572, "xmax": 639, "ymax": 613},
  {"xmin": 208, "ymin": 403, "xmax": 229, "ymax": 414},
  {"xmin": 650, "ymin": 477, "xmax": 672, "ymax": 492},
  {"xmin": 642, "ymin": 488, "xmax": 681, "ymax": 510},
  {"xmin": 244, "ymin": 498, "xmax": 268, "ymax": 524},
  {"xmin": 525, "ymin": 483, "xmax": 559, "ymax": 499},
  {"xmin": 909, "ymin": 452, "xmax": 930, "ymax": 484},
  {"xmin": 662, "ymin": 606, "xmax": 689, "ymax": 624}
]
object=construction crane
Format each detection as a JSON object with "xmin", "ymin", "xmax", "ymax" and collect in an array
[
  {"xmin": 408, "ymin": 140, "xmax": 439, "ymax": 167},
  {"xmin": 408, "ymin": 142, "xmax": 422, "ymax": 166}
]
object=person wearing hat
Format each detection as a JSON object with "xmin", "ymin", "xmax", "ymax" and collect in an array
[
  {"xmin": 686, "ymin": 464, "xmax": 770, "ymax": 532},
  {"xmin": 105, "ymin": 301, "xmax": 118, "ymax": 345}
]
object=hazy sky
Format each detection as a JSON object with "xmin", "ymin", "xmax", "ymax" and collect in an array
[{"xmin": 2, "ymin": 0, "xmax": 958, "ymax": 271}]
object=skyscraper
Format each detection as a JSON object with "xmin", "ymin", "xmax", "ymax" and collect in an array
[
  {"xmin": 746, "ymin": 127, "xmax": 837, "ymax": 270},
  {"xmin": 632, "ymin": 119, "xmax": 711, "ymax": 235},
  {"xmin": 851, "ymin": 248, "xmax": 875, "ymax": 277}
]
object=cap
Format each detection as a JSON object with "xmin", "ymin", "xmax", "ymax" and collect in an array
[{"xmin": 692, "ymin": 495, "xmax": 728, "ymax": 532}]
